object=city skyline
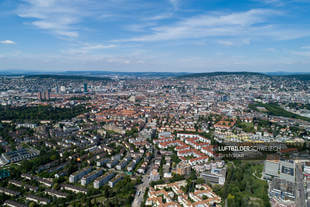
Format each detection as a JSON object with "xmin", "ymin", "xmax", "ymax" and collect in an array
[{"xmin": 1, "ymin": 0, "xmax": 310, "ymax": 72}]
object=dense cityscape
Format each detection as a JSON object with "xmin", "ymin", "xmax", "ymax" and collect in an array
[
  {"xmin": 1, "ymin": 0, "xmax": 310, "ymax": 206},
  {"xmin": 0, "ymin": 72, "xmax": 309, "ymax": 207}
]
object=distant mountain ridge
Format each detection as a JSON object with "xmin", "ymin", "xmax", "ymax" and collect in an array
[
  {"xmin": 25, "ymin": 74, "xmax": 112, "ymax": 81},
  {"xmin": 178, "ymin": 71, "xmax": 310, "ymax": 81},
  {"xmin": 177, "ymin": 71, "xmax": 269, "ymax": 78},
  {"xmin": 266, "ymin": 71, "xmax": 310, "ymax": 76},
  {"xmin": 0, "ymin": 70, "xmax": 189, "ymax": 78},
  {"xmin": 278, "ymin": 74, "xmax": 310, "ymax": 81},
  {"xmin": 0, "ymin": 70, "xmax": 309, "ymax": 81},
  {"xmin": 62, "ymin": 71, "xmax": 189, "ymax": 77}
]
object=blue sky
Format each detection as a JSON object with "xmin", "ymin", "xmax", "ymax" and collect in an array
[{"xmin": 1, "ymin": 0, "xmax": 310, "ymax": 72}]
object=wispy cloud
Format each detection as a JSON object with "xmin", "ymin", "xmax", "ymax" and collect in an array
[
  {"xmin": 266, "ymin": 48, "xmax": 277, "ymax": 52},
  {"xmin": 17, "ymin": 0, "xmax": 84, "ymax": 38},
  {"xmin": 0, "ymin": 40, "xmax": 16, "ymax": 44},
  {"xmin": 217, "ymin": 40, "xmax": 234, "ymax": 46},
  {"xmin": 145, "ymin": 13, "xmax": 173, "ymax": 21},
  {"xmin": 292, "ymin": 50, "xmax": 310, "ymax": 57},
  {"xmin": 118, "ymin": 9, "xmax": 310, "ymax": 42},
  {"xmin": 217, "ymin": 39, "xmax": 251, "ymax": 46},
  {"xmin": 82, "ymin": 44, "xmax": 116, "ymax": 50},
  {"xmin": 64, "ymin": 43, "xmax": 117, "ymax": 54},
  {"xmin": 292, "ymin": 46, "xmax": 310, "ymax": 57},
  {"xmin": 260, "ymin": 0, "xmax": 284, "ymax": 6},
  {"xmin": 16, "ymin": 0, "xmax": 166, "ymax": 38},
  {"xmin": 119, "ymin": 9, "xmax": 274, "ymax": 41},
  {"xmin": 169, "ymin": 0, "xmax": 180, "ymax": 10},
  {"xmin": 258, "ymin": 0, "xmax": 310, "ymax": 7},
  {"xmin": 125, "ymin": 22, "xmax": 158, "ymax": 32}
]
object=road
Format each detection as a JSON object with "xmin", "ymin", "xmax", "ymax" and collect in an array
[
  {"xmin": 132, "ymin": 163, "xmax": 154, "ymax": 207},
  {"xmin": 132, "ymin": 151, "xmax": 156, "ymax": 207},
  {"xmin": 296, "ymin": 163, "xmax": 306, "ymax": 207},
  {"xmin": 307, "ymin": 183, "xmax": 310, "ymax": 207}
]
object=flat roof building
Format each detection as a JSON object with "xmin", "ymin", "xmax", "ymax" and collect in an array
[
  {"xmin": 109, "ymin": 175, "xmax": 123, "ymax": 187},
  {"xmin": 69, "ymin": 167, "xmax": 92, "ymax": 183},
  {"xmin": 94, "ymin": 172, "xmax": 116, "ymax": 189},
  {"xmin": 81, "ymin": 168, "xmax": 104, "ymax": 186}
]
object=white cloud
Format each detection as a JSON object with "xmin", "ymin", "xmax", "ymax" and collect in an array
[
  {"xmin": 1, "ymin": 52, "xmax": 149, "ymax": 71},
  {"xmin": 125, "ymin": 22, "xmax": 158, "ymax": 32},
  {"xmin": 82, "ymin": 44, "xmax": 116, "ymax": 50},
  {"xmin": 261, "ymin": 0, "xmax": 283, "ymax": 5},
  {"xmin": 266, "ymin": 48, "xmax": 277, "ymax": 52},
  {"xmin": 218, "ymin": 40, "xmax": 234, "ymax": 46},
  {"xmin": 169, "ymin": 0, "xmax": 180, "ymax": 9},
  {"xmin": 119, "ymin": 9, "xmax": 281, "ymax": 42},
  {"xmin": 258, "ymin": 0, "xmax": 310, "ymax": 7},
  {"xmin": 1, "ymin": 48, "xmax": 310, "ymax": 73},
  {"xmin": 242, "ymin": 39, "xmax": 251, "ymax": 45},
  {"xmin": 0, "ymin": 40, "xmax": 16, "ymax": 44},
  {"xmin": 17, "ymin": 0, "xmax": 83, "ymax": 38},
  {"xmin": 217, "ymin": 39, "xmax": 250, "ymax": 46},
  {"xmin": 16, "ymin": 0, "xmax": 163, "ymax": 38},
  {"xmin": 292, "ymin": 50, "xmax": 310, "ymax": 57},
  {"xmin": 118, "ymin": 9, "xmax": 310, "ymax": 43},
  {"xmin": 145, "ymin": 13, "xmax": 173, "ymax": 21},
  {"xmin": 64, "ymin": 43, "xmax": 117, "ymax": 54}
]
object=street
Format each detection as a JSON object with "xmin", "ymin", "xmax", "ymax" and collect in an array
[
  {"xmin": 132, "ymin": 155, "xmax": 156, "ymax": 207},
  {"xmin": 296, "ymin": 163, "xmax": 306, "ymax": 207}
]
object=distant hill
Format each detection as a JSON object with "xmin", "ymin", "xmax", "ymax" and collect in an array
[
  {"xmin": 25, "ymin": 74, "xmax": 112, "ymax": 81},
  {"xmin": 1, "ymin": 70, "xmax": 310, "ymax": 80},
  {"xmin": 177, "ymin": 71, "xmax": 269, "ymax": 78},
  {"xmin": 177, "ymin": 71, "xmax": 310, "ymax": 81},
  {"xmin": 280, "ymin": 74, "xmax": 310, "ymax": 81},
  {"xmin": 266, "ymin": 71, "xmax": 297, "ymax": 76},
  {"xmin": 62, "ymin": 71, "xmax": 189, "ymax": 77},
  {"xmin": 265, "ymin": 72, "xmax": 310, "ymax": 81},
  {"xmin": 0, "ymin": 70, "xmax": 189, "ymax": 78}
]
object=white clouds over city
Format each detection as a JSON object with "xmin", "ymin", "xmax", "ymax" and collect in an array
[
  {"xmin": 0, "ymin": 0, "xmax": 309, "ymax": 72},
  {"xmin": 0, "ymin": 40, "xmax": 16, "ymax": 44}
]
